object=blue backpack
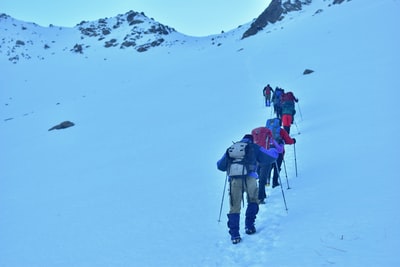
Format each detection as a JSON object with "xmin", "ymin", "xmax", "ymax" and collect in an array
[
  {"xmin": 273, "ymin": 88, "xmax": 284, "ymax": 105},
  {"xmin": 266, "ymin": 118, "xmax": 282, "ymax": 144}
]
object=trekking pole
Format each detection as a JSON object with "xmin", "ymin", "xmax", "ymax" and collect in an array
[
  {"xmin": 294, "ymin": 143, "xmax": 298, "ymax": 177},
  {"xmin": 296, "ymin": 102, "xmax": 303, "ymax": 121},
  {"xmin": 282, "ymin": 159, "xmax": 291, "ymax": 189},
  {"xmin": 218, "ymin": 174, "xmax": 229, "ymax": 223},
  {"xmin": 276, "ymin": 162, "xmax": 288, "ymax": 212}
]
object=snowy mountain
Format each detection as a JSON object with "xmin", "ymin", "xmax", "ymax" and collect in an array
[
  {"xmin": 1, "ymin": 0, "xmax": 400, "ymax": 267},
  {"xmin": 0, "ymin": 10, "xmax": 181, "ymax": 64},
  {"xmin": 0, "ymin": 0, "xmax": 343, "ymax": 64}
]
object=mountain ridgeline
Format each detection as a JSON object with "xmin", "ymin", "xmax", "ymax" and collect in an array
[
  {"xmin": 0, "ymin": 0, "xmax": 348, "ymax": 64},
  {"xmin": 242, "ymin": 0, "xmax": 348, "ymax": 39}
]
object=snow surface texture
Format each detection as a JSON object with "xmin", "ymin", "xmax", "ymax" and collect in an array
[{"xmin": 1, "ymin": 0, "xmax": 400, "ymax": 266}]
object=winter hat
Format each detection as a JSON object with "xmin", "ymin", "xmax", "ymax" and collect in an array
[{"xmin": 242, "ymin": 134, "xmax": 254, "ymax": 142}]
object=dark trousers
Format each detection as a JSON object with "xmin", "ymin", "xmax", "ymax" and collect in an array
[
  {"xmin": 270, "ymin": 153, "xmax": 284, "ymax": 187},
  {"xmin": 257, "ymin": 164, "xmax": 272, "ymax": 201},
  {"xmin": 273, "ymin": 105, "xmax": 282, "ymax": 119}
]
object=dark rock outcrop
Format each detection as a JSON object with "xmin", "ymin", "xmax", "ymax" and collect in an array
[
  {"xmin": 242, "ymin": 0, "xmax": 283, "ymax": 39},
  {"xmin": 303, "ymin": 69, "xmax": 314, "ymax": 75},
  {"xmin": 333, "ymin": 0, "xmax": 346, "ymax": 4},
  {"xmin": 48, "ymin": 121, "xmax": 75, "ymax": 131},
  {"xmin": 242, "ymin": 0, "xmax": 312, "ymax": 39}
]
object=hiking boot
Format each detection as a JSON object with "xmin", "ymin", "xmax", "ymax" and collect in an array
[
  {"xmin": 272, "ymin": 183, "xmax": 280, "ymax": 188},
  {"xmin": 245, "ymin": 227, "xmax": 256, "ymax": 235},
  {"xmin": 231, "ymin": 237, "xmax": 241, "ymax": 244}
]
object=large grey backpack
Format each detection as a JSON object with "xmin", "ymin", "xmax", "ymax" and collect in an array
[{"xmin": 227, "ymin": 142, "xmax": 255, "ymax": 178}]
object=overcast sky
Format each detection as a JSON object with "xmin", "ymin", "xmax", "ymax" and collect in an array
[{"xmin": 0, "ymin": 0, "xmax": 271, "ymax": 36}]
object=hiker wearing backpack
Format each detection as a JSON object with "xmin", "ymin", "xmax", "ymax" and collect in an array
[
  {"xmin": 281, "ymin": 91, "xmax": 299, "ymax": 134},
  {"xmin": 251, "ymin": 126, "xmax": 281, "ymax": 204},
  {"xmin": 272, "ymin": 87, "xmax": 284, "ymax": 119},
  {"xmin": 262, "ymin": 84, "xmax": 274, "ymax": 107},
  {"xmin": 266, "ymin": 118, "xmax": 296, "ymax": 188},
  {"xmin": 217, "ymin": 134, "xmax": 282, "ymax": 244}
]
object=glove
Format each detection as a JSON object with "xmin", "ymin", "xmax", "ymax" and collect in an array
[{"xmin": 292, "ymin": 138, "xmax": 296, "ymax": 144}]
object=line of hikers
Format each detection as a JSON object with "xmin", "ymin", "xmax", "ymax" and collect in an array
[
  {"xmin": 216, "ymin": 84, "xmax": 300, "ymax": 244},
  {"xmin": 263, "ymin": 84, "xmax": 299, "ymax": 134}
]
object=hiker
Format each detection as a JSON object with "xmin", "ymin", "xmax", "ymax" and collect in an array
[
  {"xmin": 272, "ymin": 87, "xmax": 284, "ymax": 119},
  {"xmin": 266, "ymin": 118, "xmax": 296, "ymax": 188},
  {"xmin": 262, "ymin": 84, "xmax": 274, "ymax": 107},
  {"xmin": 281, "ymin": 91, "xmax": 299, "ymax": 134},
  {"xmin": 251, "ymin": 126, "xmax": 281, "ymax": 204},
  {"xmin": 217, "ymin": 134, "xmax": 282, "ymax": 244}
]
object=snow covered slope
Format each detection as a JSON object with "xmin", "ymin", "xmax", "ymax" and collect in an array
[{"xmin": 1, "ymin": 0, "xmax": 400, "ymax": 266}]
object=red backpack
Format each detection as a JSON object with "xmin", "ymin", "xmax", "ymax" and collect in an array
[{"xmin": 251, "ymin": 127, "xmax": 272, "ymax": 149}]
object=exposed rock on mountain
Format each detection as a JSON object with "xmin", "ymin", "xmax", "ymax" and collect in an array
[
  {"xmin": 303, "ymin": 69, "xmax": 314, "ymax": 75},
  {"xmin": 48, "ymin": 121, "xmax": 75, "ymax": 131},
  {"xmin": 333, "ymin": 0, "xmax": 346, "ymax": 4},
  {"xmin": 0, "ymin": 11, "xmax": 177, "ymax": 63},
  {"xmin": 242, "ymin": 0, "xmax": 312, "ymax": 39},
  {"xmin": 0, "ymin": 0, "xmax": 350, "ymax": 64}
]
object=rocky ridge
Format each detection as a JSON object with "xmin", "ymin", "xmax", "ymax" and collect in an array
[
  {"xmin": 0, "ymin": 0, "xmax": 350, "ymax": 64},
  {"xmin": 242, "ymin": 0, "xmax": 350, "ymax": 39},
  {"xmin": 0, "ymin": 11, "xmax": 184, "ymax": 64}
]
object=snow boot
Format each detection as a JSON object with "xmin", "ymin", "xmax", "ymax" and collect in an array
[
  {"xmin": 227, "ymin": 213, "xmax": 241, "ymax": 244},
  {"xmin": 245, "ymin": 202, "xmax": 259, "ymax": 235}
]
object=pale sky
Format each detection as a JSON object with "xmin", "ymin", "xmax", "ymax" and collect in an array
[{"xmin": 0, "ymin": 0, "xmax": 271, "ymax": 36}]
